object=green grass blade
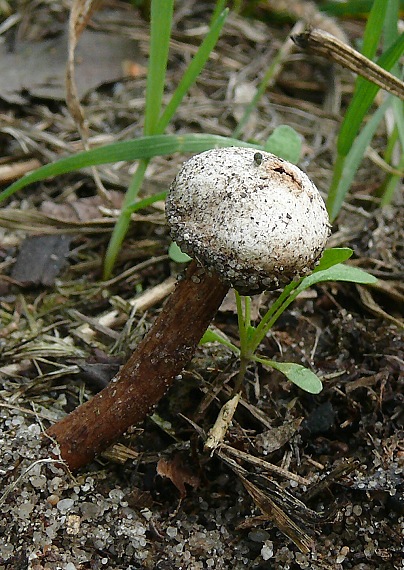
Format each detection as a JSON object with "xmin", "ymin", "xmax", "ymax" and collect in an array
[
  {"xmin": 319, "ymin": 1, "xmax": 384, "ymax": 17},
  {"xmin": 337, "ymin": 33, "xmax": 404, "ymax": 158},
  {"xmin": 103, "ymin": 160, "xmax": 148, "ymax": 278},
  {"xmin": 384, "ymin": 0, "xmax": 399, "ymax": 49},
  {"xmin": 392, "ymin": 99, "xmax": 404, "ymax": 146},
  {"xmin": 232, "ymin": 46, "xmax": 286, "ymax": 139},
  {"xmin": 126, "ymin": 190, "xmax": 167, "ymax": 213},
  {"xmin": 0, "ymin": 134, "xmax": 263, "ymax": 203},
  {"xmin": 144, "ymin": 0, "xmax": 174, "ymax": 136},
  {"xmin": 211, "ymin": 0, "xmax": 228, "ymax": 23},
  {"xmin": 327, "ymin": 95, "xmax": 392, "ymax": 220},
  {"xmin": 380, "ymin": 149, "xmax": 404, "ymax": 206},
  {"xmin": 156, "ymin": 8, "xmax": 229, "ymax": 133},
  {"xmin": 360, "ymin": 0, "xmax": 388, "ymax": 58}
]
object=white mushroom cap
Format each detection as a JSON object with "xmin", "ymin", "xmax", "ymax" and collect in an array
[{"xmin": 166, "ymin": 147, "xmax": 331, "ymax": 294}]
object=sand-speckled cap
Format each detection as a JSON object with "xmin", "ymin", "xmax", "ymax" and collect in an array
[{"xmin": 166, "ymin": 147, "xmax": 331, "ymax": 294}]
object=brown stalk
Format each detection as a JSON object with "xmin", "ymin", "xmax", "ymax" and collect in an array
[{"xmin": 45, "ymin": 261, "xmax": 228, "ymax": 470}]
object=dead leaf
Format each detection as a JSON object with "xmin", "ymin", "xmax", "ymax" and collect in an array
[
  {"xmin": 255, "ymin": 418, "xmax": 302, "ymax": 455},
  {"xmin": 0, "ymin": 26, "xmax": 138, "ymax": 104},
  {"xmin": 40, "ymin": 192, "xmax": 124, "ymax": 223},
  {"xmin": 156, "ymin": 455, "xmax": 200, "ymax": 498},
  {"xmin": 240, "ymin": 474, "xmax": 314, "ymax": 554},
  {"xmin": 11, "ymin": 234, "xmax": 72, "ymax": 286},
  {"xmin": 357, "ymin": 284, "xmax": 403, "ymax": 328},
  {"xmin": 0, "ymin": 158, "xmax": 41, "ymax": 184}
]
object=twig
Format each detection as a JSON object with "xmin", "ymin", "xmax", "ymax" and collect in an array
[{"xmin": 292, "ymin": 29, "xmax": 404, "ymax": 100}]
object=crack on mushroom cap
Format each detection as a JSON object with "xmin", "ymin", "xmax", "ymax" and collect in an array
[{"xmin": 166, "ymin": 147, "xmax": 331, "ymax": 295}]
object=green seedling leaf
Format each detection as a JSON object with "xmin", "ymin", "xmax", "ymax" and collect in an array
[
  {"xmin": 248, "ymin": 257, "xmax": 377, "ymax": 354},
  {"xmin": 168, "ymin": 242, "xmax": 192, "ymax": 263},
  {"xmin": 314, "ymin": 248, "xmax": 353, "ymax": 272},
  {"xmin": 246, "ymin": 325, "xmax": 257, "ymax": 344},
  {"xmin": 264, "ymin": 125, "xmax": 302, "ymax": 164},
  {"xmin": 255, "ymin": 357, "xmax": 323, "ymax": 394},
  {"xmin": 200, "ymin": 328, "xmax": 239, "ymax": 354},
  {"xmin": 296, "ymin": 264, "xmax": 377, "ymax": 295}
]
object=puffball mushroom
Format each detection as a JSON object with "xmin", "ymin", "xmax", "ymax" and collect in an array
[
  {"xmin": 45, "ymin": 147, "xmax": 330, "ymax": 471},
  {"xmin": 167, "ymin": 147, "xmax": 330, "ymax": 294}
]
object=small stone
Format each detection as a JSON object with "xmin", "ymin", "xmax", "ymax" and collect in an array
[
  {"xmin": 166, "ymin": 526, "xmax": 178, "ymax": 538},
  {"xmin": 47, "ymin": 494, "xmax": 60, "ymax": 506},
  {"xmin": 248, "ymin": 529, "xmax": 270, "ymax": 543},
  {"xmin": 66, "ymin": 514, "xmax": 81, "ymax": 535},
  {"xmin": 261, "ymin": 540, "xmax": 274, "ymax": 560},
  {"xmin": 336, "ymin": 546, "xmax": 350, "ymax": 563},
  {"xmin": 108, "ymin": 488, "xmax": 124, "ymax": 503},
  {"xmin": 57, "ymin": 498, "xmax": 75, "ymax": 514}
]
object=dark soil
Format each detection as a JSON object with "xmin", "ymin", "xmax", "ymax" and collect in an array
[{"xmin": 0, "ymin": 2, "xmax": 402, "ymax": 569}]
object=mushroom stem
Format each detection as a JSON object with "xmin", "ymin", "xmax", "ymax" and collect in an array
[{"xmin": 45, "ymin": 261, "xmax": 228, "ymax": 471}]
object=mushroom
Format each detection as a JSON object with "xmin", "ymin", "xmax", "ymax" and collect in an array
[
  {"xmin": 166, "ymin": 147, "xmax": 330, "ymax": 294},
  {"xmin": 45, "ymin": 147, "xmax": 330, "ymax": 470}
]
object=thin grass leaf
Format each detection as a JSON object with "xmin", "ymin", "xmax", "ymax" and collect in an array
[
  {"xmin": 380, "ymin": 151, "xmax": 404, "ymax": 206},
  {"xmin": 103, "ymin": 160, "xmax": 149, "ymax": 277},
  {"xmin": 392, "ymin": 98, "xmax": 404, "ymax": 147},
  {"xmin": 144, "ymin": 0, "xmax": 174, "ymax": 136},
  {"xmin": 211, "ymin": 0, "xmax": 227, "ymax": 23},
  {"xmin": 126, "ymin": 190, "xmax": 167, "ymax": 213},
  {"xmin": 0, "ymin": 134, "xmax": 263, "ymax": 203},
  {"xmin": 384, "ymin": 0, "xmax": 400, "ymax": 49},
  {"xmin": 327, "ymin": 96, "xmax": 392, "ymax": 220},
  {"xmin": 232, "ymin": 46, "xmax": 286, "ymax": 139},
  {"xmin": 337, "ymin": 33, "xmax": 404, "ymax": 158},
  {"xmin": 106, "ymin": 4, "xmax": 228, "ymax": 277},
  {"xmin": 156, "ymin": 8, "xmax": 229, "ymax": 133},
  {"xmin": 320, "ymin": 1, "xmax": 391, "ymax": 16},
  {"xmin": 360, "ymin": 0, "xmax": 388, "ymax": 59}
]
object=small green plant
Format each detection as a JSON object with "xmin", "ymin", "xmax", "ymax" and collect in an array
[
  {"xmin": 326, "ymin": 0, "xmax": 404, "ymax": 220},
  {"xmin": 200, "ymin": 247, "xmax": 376, "ymax": 394}
]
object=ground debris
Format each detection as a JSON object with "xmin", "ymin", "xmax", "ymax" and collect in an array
[
  {"xmin": 11, "ymin": 234, "xmax": 72, "ymax": 286},
  {"xmin": 0, "ymin": 1, "xmax": 403, "ymax": 568}
]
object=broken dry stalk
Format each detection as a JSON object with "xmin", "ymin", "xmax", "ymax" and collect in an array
[{"xmin": 45, "ymin": 147, "xmax": 330, "ymax": 470}]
